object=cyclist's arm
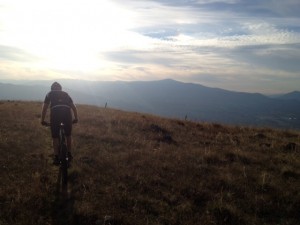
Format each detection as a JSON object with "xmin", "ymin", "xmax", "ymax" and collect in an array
[
  {"xmin": 41, "ymin": 103, "xmax": 49, "ymax": 123},
  {"xmin": 70, "ymin": 103, "xmax": 78, "ymax": 121}
]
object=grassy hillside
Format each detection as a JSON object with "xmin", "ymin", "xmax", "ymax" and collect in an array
[{"xmin": 0, "ymin": 101, "xmax": 299, "ymax": 225}]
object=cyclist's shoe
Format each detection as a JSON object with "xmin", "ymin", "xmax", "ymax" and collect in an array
[
  {"xmin": 67, "ymin": 152, "xmax": 73, "ymax": 162},
  {"xmin": 53, "ymin": 155, "xmax": 60, "ymax": 166}
]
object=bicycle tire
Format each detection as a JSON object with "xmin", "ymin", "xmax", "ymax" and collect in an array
[{"xmin": 60, "ymin": 143, "xmax": 68, "ymax": 185}]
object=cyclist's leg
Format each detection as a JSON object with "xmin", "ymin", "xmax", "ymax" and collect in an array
[
  {"xmin": 50, "ymin": 109, "xmax": 61, "ymax": 162},
  {"xmin": 51, "ymin": 134, "xmax": 60, "ymax": 165},
  {"xmin": 52, "ymin": 138, "xmax": 59, "ymax": 155},
  {"xmin": 66, "ymin": 136, "xmax": 73, "ymax": 161},
  {"xmin": 63, "ymin": 108, "xmax": 73, "ymax": 158},
  {"xmin": 66, "ymin": 136, "xmax": 72, "ymax": 151}
]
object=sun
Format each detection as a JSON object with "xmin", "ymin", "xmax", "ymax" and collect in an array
[{"xmin": 1, "ymin": 0, "xmax": 136, "ymax": 72}]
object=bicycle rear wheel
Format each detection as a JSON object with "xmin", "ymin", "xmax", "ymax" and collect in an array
[{"xmin": 60, "ymin": 143, "xmax": 68, "ymax": 185}]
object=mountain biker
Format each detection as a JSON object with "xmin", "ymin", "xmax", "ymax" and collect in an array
[{"xmin": 40, "ymin": 82, "xmax": 78, "ymax": 165}]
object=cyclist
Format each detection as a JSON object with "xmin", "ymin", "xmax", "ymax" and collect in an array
[{"xmin": 40, "ymin": 82, "xmax": 78, "ymax": 165}]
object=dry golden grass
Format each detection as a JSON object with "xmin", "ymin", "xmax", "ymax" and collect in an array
[{"xmin": 0, "ymin": 100, "xmax": 299, "ymax": 225}]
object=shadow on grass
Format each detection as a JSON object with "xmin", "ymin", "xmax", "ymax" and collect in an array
[
  {"xmin": 51, "ymin": 167, "xmax": 75, "ymax": 225},
  {"xmin": 51, "ymin": 167, "xmax": 102, "ymax": 225}
]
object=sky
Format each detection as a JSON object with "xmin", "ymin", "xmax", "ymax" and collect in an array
[{"xmin": 0, "ymin": 0, "xmax": 300, "ymax": 93}]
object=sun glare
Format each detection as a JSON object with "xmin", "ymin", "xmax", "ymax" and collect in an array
[{"xmin": 1, "ymin": 0, "xmax": 136, "ymax": 71}]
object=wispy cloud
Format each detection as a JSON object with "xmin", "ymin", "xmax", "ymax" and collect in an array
[
  {"xmin": 0, "ymin": 45, "xmax": 38, "ymax": 62},
  {"xmin": 0, "ymin": 0, "xmax": 299, "ymax": 93}
]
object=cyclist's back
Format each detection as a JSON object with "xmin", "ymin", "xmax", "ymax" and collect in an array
[
  {"xmin": 46, "ymin": 90, "xmax": 73, "ymax": 109},
  {"xmin": 45, "ymin": 87, "xmax": 73, "ymax": 138}
]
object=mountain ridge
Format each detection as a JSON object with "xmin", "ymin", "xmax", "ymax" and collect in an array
[
  {"xmin": 278, "ymin": 91, "xmax": 300, "ymax": 101},
  {"xmin": 1, "ymin": 79, "xmax": 300, "ymax": 129}
]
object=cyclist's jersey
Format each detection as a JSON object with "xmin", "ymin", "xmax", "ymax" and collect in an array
[
  {"xmin": 44, "ymin": 90, "xmax": 73, "ymax": 110},
  {"xmin": 44, "ymin": 90, "xmax": 73, "ymax": 138}
]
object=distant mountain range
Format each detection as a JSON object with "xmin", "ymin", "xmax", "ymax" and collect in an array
[{"xmin": 1, "ymin": 79, "xmax": 300, "ymax": 129}]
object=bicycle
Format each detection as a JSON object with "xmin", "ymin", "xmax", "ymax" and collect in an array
[{"xmin": 42, "ymin": 122, "xmax": 74, "ymax": 185}]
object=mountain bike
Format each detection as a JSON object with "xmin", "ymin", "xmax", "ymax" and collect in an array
[{"xmin": 42, "ymin": 122, "xmax": 71, "ymax": 185}]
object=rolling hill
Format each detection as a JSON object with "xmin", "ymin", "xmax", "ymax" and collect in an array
[
  {"xmin": 0, "ymin": 101, "xmax": 299, "ymax": 225},
  {"xmin": 1, "ymin": 79, "xmax": 300, "ymax": 129},
  {"xmin": 278, "ymin": 91, "xmax": 300, "ymax": 101}
]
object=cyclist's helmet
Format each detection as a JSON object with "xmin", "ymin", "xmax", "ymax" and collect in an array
[{"xmin": 51, "ymin": 82, "xmax": 62, "ymax": 91}]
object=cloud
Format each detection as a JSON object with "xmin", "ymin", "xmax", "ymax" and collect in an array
[
  {"xmin": 261, "ymin": 0, "xmax": 300, "ymax": 17},
  {"xmin": 0, "ymin": 45, "xmax": 38, "ymax": 62},
  {"xmin": 0, "ymin": 0, "xmax": 300, "ymax": 93},
  {"xmin": 136, "ymin": 0, "xmax": 300, "ymax": 18},
  {"xmin": 229, "ymin": 44, "xmax": 300, "ymax": 73}
]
